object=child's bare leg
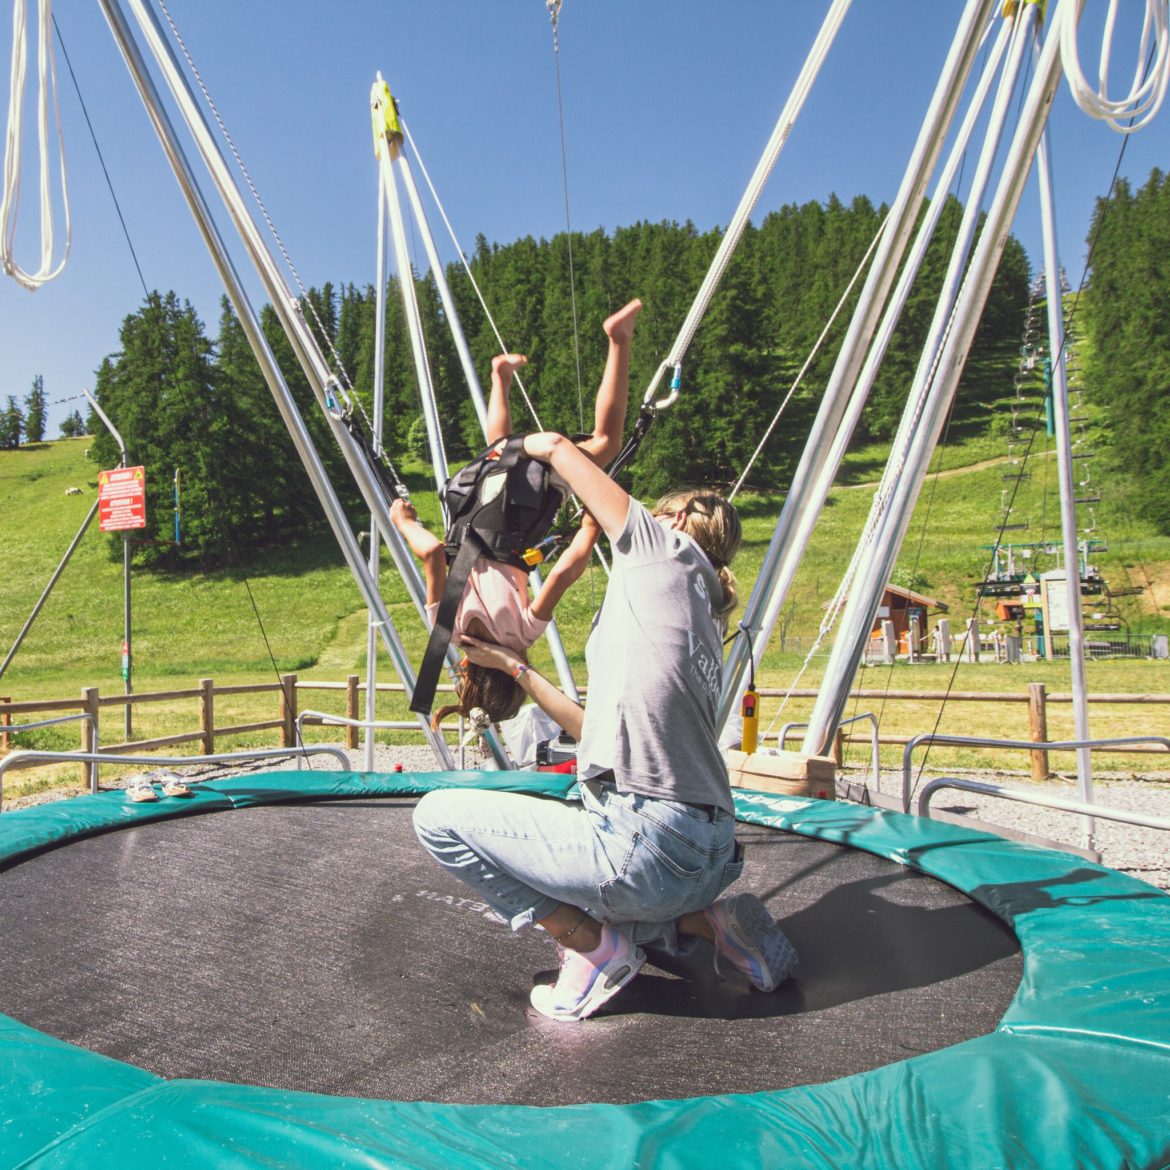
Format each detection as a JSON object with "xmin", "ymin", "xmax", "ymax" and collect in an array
[
  {"xmin": 486, "ymin": 354, "xmax": 527, "ymax": 444},
  {"xmin": 577, "ymin": 299, "xmax": 642, "ymax": 467}
]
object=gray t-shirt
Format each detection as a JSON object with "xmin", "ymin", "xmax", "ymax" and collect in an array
[{"xmin": 577, "ymin": 499, "xmax": 733, "ymax": 813}]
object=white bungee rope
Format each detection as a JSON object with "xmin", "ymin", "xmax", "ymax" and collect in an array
[
  {"xmin": 1058, "ymin": 0, "xmax": 1170, "ymax": 132},
  {"xmin": 1, "ymin": 0, "xmax": 71, "ymax": 290},
  {"xmin": 639, "ymin": 0, "xmax": 854, "ymax": 413}
]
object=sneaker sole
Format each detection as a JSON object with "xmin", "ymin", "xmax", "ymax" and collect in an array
[
  {"xmin": 530, "ymin": 949, "xmax": 646, "ymax": 1022},
  {"xmin": 720, "ymin": 894, "xmax": 798, "ymax": 992}
]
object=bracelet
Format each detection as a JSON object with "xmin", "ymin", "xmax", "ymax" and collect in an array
[{"xmin": 510, "ymin": 663, "xmax": 530, "ymax": 681}]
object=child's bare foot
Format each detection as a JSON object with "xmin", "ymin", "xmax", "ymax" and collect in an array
[
  {"xmin": 603, "ymin": 299, "xmax": 642, "ymax": 343},
  {"xmin": 492, "ymin": 353, "xmax": 528, "ymax": 382}
]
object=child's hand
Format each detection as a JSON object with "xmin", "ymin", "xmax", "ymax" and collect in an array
[{"xmin": 390, "ymin": 498, "xmax": 417, "ymax": 526}]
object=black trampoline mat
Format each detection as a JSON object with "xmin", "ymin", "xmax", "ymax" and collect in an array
[{"xmin": 0, "ymin": 799, "xmax": 1022, "ymax": 1106}]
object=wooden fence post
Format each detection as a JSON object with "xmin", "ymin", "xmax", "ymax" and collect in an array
[
  {"xmin": 81, "ymin": 686, "xmax": 99, "ymax": 789},
  {"xmin": 280, "ymin": 674, "xmax": 297, "ymax": 748},
  {"xmin": 1028, "ymin": 681, "xmax": 1049, "ymax": 780},
  {"xmin": 0, "ymin": 697, "xmax": 9, "ymax": 751},
  {"xmin": 200, "ymin": 678, "xmax": 215, "ymax": 755},
  {"xmin": 346, "ymin": 675, "xmax": 359, "ymax": 749}
]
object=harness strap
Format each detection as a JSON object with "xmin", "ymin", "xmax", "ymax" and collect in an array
[
  {"xmin": 606, "ymin": 404, "xmax": 657, "ymax": 482},
  {"xmin": 410, "ymin": 528, "xmax": 486, "ymax": 716},
  {"xmin": 345, "ymin": 412, "xmax": 410, "ymax": 502}
]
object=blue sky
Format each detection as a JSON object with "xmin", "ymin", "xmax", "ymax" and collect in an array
[{"xmin": 2, "ymin": 2, "xmax": 1166, "ymax": 437}]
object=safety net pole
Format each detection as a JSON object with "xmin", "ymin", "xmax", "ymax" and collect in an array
[
  {"xmin": 103, "ymin": 0, "xmax": 461, "ymax": 766},
  {"xmin": 717, "ymin": 0, "xmax": 1000, "ymax": 734}
]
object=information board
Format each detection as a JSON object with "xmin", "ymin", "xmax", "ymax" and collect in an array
[{"xmin": 98, "ymin": 466, "xmax": 147, "ymax": 532}]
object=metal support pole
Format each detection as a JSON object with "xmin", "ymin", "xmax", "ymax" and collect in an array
[
  {"xmin": 101, "ymin": 0, "xmax": 460, "ymax": 766},
  {"xmin": 800, "ymin": 2, "xmax": 1036, "ymax": 750},
  {"xmin": 1035, "ymin": 122, "xmax": 1094, "ymax": 846},
  {"xmin": 718, "ymin": 0, "xmax": 999, "ymax": 734},
  {"xmin": 0, "ymin": 498, "xmax": 98, "ymax": 681},
  {"xmin": 379, "ymin": 109, "xmax": 581, "ymax": 704},
  {"xmin": 801, "ymin": 1, "xmax": 1076, "ymax": 757},
  {"xmin": 122, "ymin": 533, "xmax": 132, "ymax": 739},
  {"xmin": 364, "ymin": 160, "xmax": 390, "ymax": 773}
]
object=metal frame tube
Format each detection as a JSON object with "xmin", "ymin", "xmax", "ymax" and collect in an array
[
  {"xmin": 917, "ymin": 775, "xmax": 1170, "ymax": 834},
  {"xmin": 102, "ymin": 0, "xmax": 460, "ymax": 766},
  {"xmin": 364, "ymin": 161, "xmax": 390, "ymax": 773},
  {"xmin": 393, "ymin": 150, "xmax": 489, "ymax": 435},
  {"xmin": 0, "ymin": 498, "xmax": 99, "ymax": 681},
  {"xmin": 0, "ymin": 744, "xmax": 351, "ymax": 806},
  {"xmin": 900, "ymin": 730, "xmax": 1164, "ymax": 812},
  {"xmin": 377, "ymin": 117, "xmax": 581, "ymax": 703},
  {"xmin": 378, "ymin": 146, "xmax": 449, "ymax": 495},
  {"xmin": 1035, "ymin": 121, "xmax": 1095, "ymax": 843},
  {"xmin": 802, "ymin": 4, "xmax": 1040, "ymax": 754},
  {"xmin": 718, "ymin": 0, "xmax": 999, "ymax": 732},
  {"xmin": 825, "ymin": 13, "xmax": 1019, "ymax": 601}
]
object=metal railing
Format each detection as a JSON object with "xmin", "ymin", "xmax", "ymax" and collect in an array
[
  {"xmin": 4, "ymin": 713, "xmax": 100, "ymax": 791},
  {"xmin": 917, "ymin": 776, "xmax": 1170, "ymax": 834},
  {"xmin": 901, "ymin": 733, "xmax": 1170, "ymax": 813},
  {"xmin": 779, "ymin": 711, "xmax": 882, "ymax": 787},
  {"xmin": 296, "ymin": 710, "xmax": 494, "ymax": 771},
  {"xmin": 0, "ymin": 745, "xmax": 350, "ymax": 808}
]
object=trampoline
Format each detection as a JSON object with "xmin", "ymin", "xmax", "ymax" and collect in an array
[{"xmin": 2, "ymin": 769, "xmax": 1169, "ymax": 1168}]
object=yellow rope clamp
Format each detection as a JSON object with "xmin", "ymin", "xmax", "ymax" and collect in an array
[
  {"xmin": 1001, "ymin": 0, "xmax": 1046, "ymax": 20},
  {"xmin": 370, "ymin": 76, "xmax": 404, "ymax": 159}
]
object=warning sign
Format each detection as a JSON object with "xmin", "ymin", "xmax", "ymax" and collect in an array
[{"xmin": 98, "ymin": 466, "xmax": 147, "ymax": 532}]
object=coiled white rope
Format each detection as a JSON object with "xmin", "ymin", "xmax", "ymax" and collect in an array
[
  {"xmin": 1, "ymin": 0, "xmax": 71, "ymax": 290},
  {"xmin": 1058, "ymin": 0, "xmax": 1170, "ymax": 132}
]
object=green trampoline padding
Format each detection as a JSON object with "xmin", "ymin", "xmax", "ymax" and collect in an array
[{"xmin": 2, "ymin": 770, "xmax": 1168, "ymax": 1169}]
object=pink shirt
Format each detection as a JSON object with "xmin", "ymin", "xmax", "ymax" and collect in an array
[{"xmin": 425, "ymin": 556, "xmax": 549, "ymax": 654}]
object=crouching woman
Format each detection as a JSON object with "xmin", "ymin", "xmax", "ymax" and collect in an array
[{"xmin": 412, "ymin": 432, "xmax": 797, "ymax": 1021}]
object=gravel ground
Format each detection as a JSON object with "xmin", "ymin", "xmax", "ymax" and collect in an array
[{"xmin": 11, "ymin": 743, "xmax": 1170, "ymax": 892}]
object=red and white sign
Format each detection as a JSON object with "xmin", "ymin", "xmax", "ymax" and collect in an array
[{"xmin": 98, "ymin": 465, "xmax": 147, "ymax": 532}]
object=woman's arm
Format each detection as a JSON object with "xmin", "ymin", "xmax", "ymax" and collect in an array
[
  {"xmin": 457, "ymin": 633, "xmax": 584, "ymax": 742},
  {"xmin": 523, "ymin": 432, "xmax": 630, "ymax": 541},
  {"xmin": 529, "ymin": 513, "xmax": 601, "ymax": 622}
]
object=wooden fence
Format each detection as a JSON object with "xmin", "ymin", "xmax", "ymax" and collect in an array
[{"xmin": 1, "ymin": 678, "xmax": 1168, "ymax": 786}]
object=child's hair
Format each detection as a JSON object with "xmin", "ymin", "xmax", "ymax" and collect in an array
[
  {"xmin": 431, "ymin": 658, "xmax": 527, "ymax": 731},
  {"xmin": 652, "ymin": 488, "xmax": 743, "ymax": 625}
]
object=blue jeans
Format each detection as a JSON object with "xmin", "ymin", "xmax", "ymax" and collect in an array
[{"xmin": 412, "ymin": 781, "xmax": 743, "ymax": 953}]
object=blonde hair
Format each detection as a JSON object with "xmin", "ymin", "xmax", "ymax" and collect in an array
[{"xmin": 652, "ymin": 488, "xmax": 742, "ymax": 624}]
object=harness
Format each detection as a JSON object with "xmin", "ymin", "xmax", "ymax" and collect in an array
[{"xmin": 409, "ymin": 435, "xmax": 566, "ymax": 715}]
